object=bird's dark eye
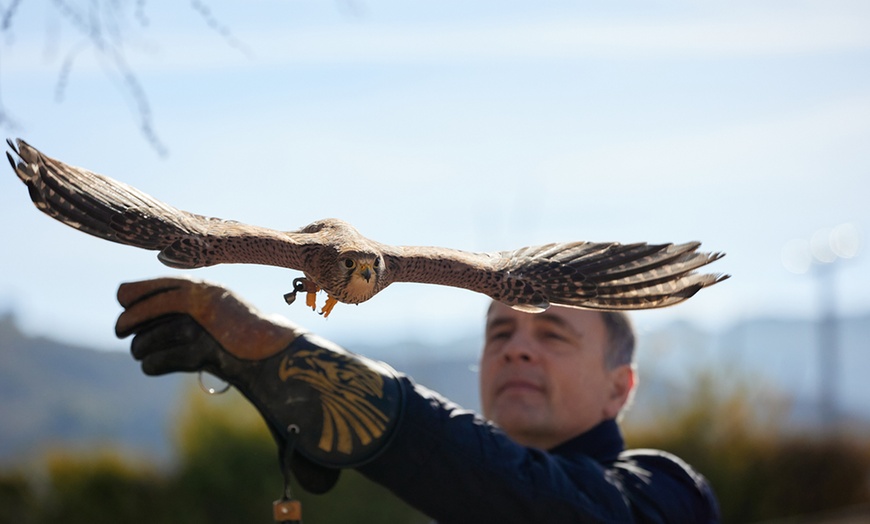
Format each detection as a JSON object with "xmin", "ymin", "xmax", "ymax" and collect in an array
[
  {"xmin": 343, "ymin": 258, "xmax": 355, "ymax": 269},
  {"xmin": 373, "ymin": 257, "xmax": 380, "ymax": 267}
]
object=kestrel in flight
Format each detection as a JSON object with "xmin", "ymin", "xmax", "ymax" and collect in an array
[{"xmin": 8, "ymin": 138, "xmax": 727, "ymax": 317}]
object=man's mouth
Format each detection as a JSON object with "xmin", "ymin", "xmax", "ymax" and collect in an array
[{"xmin": 497, "ymin": 379, "xmax": 544, "ymax": 396}]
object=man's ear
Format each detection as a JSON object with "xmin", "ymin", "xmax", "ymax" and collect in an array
[{"xmin": 604, "ymin": 365, "xmax": 636, "ymax": 419}]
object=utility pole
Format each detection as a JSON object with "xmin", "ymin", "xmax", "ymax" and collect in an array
[
  {"xmin": 814, "ymin": 262, "xmax": 839, "ymax": 430},
  {"xmin": 782, "ymin": 223, "xmax": 860, "ymax": 433}
]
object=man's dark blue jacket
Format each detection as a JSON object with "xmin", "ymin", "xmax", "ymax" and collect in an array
[{"xmin": 360, "ymin": 378, "xmax": 720, "ymax": 523}]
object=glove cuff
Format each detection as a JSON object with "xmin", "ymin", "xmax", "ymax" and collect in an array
[{"xmin": 231, "ymin": 333, "xmax": 405, "ymax": 469}]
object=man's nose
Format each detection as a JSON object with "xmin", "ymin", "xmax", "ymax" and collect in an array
[{"xmin": 502, "ymin": 331, "xmax": 539, "ymax": 363}]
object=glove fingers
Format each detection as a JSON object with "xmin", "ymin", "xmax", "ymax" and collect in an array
[
  {"xmin": 131, "ymin": 315, "xmax": 216, "ymax": 375},
  {"xmin": 117, "ymin": 277, "xmax": 298, "ymax": 360},
  {"xmin": 115, "ymin": 279, "xmax": 203, "ymax": 338},
  {"xmin": 117, "ymin": 277, "xmax": 192, "ymax": 308}
]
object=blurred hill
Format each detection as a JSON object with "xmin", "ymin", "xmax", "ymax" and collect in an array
[
  {"xmin": 1, "ymin": 311, "xmax": 868, "ymax": 465},
  {"xmin": 0, "ymin": 313, "xmax": 184, "ymax": 464}
]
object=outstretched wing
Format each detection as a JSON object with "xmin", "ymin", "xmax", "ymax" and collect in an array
[
  {"xmin": 7, "ymin": 138, "xmax": 309, "ymax": 271},
  {"xmin": 381, "ymin": 241, "xmax": 727, "ymax": 311},
  {"xmin": 9, "ymin": 138, "xmax": 727, "ymax": 312}
]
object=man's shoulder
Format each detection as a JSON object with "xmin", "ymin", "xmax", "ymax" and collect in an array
[
  {"xmin": 611, "ymin": 448, "xmax": 720, "ymax": 523},
  {"xmin": 617, "ymin": 448, "xmax": 705, "ymax": 483}
]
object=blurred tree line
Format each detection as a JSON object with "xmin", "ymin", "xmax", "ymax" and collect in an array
[
  {"xmin": 0, "ymin": 387, "xmax": 428, "ymax": 524},
  {"xmin": 1, "ymin": 375, "xmax": 869, "ymax": 524},
  {"xmin": 624, "ymin": 371, "xmax": 870, "ymax": 522}
]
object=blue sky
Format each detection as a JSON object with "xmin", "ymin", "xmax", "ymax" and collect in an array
[{"xmin": 1, "ymin": 1, "xmax": 868, "ymax": 353}]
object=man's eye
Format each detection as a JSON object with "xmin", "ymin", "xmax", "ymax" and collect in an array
[
  {"xmin": 487, "ymin": 330, "xmax": 511, "ymax": 342},
  {"xmin": 541, "ymin": 331, "xmax": 568, "ymax": 342}
]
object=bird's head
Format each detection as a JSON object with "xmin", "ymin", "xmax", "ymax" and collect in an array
[{"xmin": 334, "ymin": 250, "xmax": 384, "ymax": 303}]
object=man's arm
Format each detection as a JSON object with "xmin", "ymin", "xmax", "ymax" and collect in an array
[
  {"xmin": 361, "ymin": 385, "xmax": 720, "ymax": 523},
  {"xmin": 360, "ymin": 381, "xmax": 636, "ymax": 523}
]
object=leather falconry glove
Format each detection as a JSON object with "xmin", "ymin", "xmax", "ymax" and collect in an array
[{"xmin": 114, "ymin": 276, "xmax": 404, "ymax": 497}]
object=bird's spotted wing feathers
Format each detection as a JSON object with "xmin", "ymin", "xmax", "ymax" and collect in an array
[
  {"xmin": 383, "ymin": 241, "xmax": 727, "ymax": 311},
  {"xmin": 7, "ymin": 138, "xmax": 308, "ymax": 271}
]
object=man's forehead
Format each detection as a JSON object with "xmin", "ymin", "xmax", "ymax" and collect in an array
[{"xmin": 486, "ymin": 303, "xmax": 599, "ymax": 331}]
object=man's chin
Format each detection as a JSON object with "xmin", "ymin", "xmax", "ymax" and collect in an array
[{"xmin": 490, "ymin": 404, "xmax": 548, "ymax": 433}]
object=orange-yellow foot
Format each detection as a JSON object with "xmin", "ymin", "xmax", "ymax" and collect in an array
[
  {"xmin": 320, "ymin": 295, "xmax": 339, "ymax": 318},
  {"xmin": 295, "ymin": 279, "xmax": 320, "ymax": 311},
  {"xmin": 305, "ymin": 290, "xmax": 318, "ymax": 311}
]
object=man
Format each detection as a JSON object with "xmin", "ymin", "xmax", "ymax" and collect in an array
[
  {"xmin": 479, "ymin": 302, "xmax": 636, "ymax": 451},
  {"xmin": 117, "ymin": 276, "xmax": 719, "ymax": 523}
]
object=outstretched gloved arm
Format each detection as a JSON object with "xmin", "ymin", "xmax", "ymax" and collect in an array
[{"xmin": 114, "ymin": 276, "xmax": 404, "ymax": 496}]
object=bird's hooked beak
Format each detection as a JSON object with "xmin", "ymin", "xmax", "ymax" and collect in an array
[{"xmin": 359, "ymin": 264, "xmax": 373, "ymax": 282}]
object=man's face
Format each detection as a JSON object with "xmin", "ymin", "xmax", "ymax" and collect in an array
[{"xmin": 480, "ymin": 303, "xmax": 631, "ymax": 450}]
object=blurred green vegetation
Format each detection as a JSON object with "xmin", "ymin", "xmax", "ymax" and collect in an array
[
  {"xmin": 0, "ymin": 386, "xmax": 427, "ymax": 524},
  {"xmin": 1, "ymin": 374, "xmax": 869, "ymax": 523}
]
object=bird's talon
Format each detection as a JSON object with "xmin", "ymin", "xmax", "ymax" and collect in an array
[{"xmin": 320, "ymin": 296, "xmax": 339, "ymax": 318}]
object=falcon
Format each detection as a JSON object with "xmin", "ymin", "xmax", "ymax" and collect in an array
[{"xmin": 7, "ymin": 138, "xmax": 728, "ymax": 317}]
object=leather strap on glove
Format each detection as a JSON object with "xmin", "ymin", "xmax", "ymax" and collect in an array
[{"xmin": 115, "ymin": 276, "xmax": 404, "ymax": 495}]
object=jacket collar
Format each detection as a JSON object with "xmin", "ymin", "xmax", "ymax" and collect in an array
[{"xmin": 548, "ymin": 419, "xmax": 625, "ymax": 464}]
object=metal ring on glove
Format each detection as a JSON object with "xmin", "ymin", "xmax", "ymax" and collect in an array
[{"xmin": 198, "ymin": 370, "xmax": 231, "ymax": 395}]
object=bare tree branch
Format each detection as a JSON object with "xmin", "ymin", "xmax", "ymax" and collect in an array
[
  {"xmin": 1, "ymin": 1, "xmax": 254, "ymax": 156},
  {"xmin": 1, "ymin": 0, "xmax": 23, "ymax": 32},
  {"xmin": 190, "ymin": 0, "xmax": 252, "ymax": 58}
]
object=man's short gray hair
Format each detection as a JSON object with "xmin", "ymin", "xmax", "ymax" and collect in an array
[{"xmin": 600, "ymin": 311, "xmax": 635, "ymax": 370}]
